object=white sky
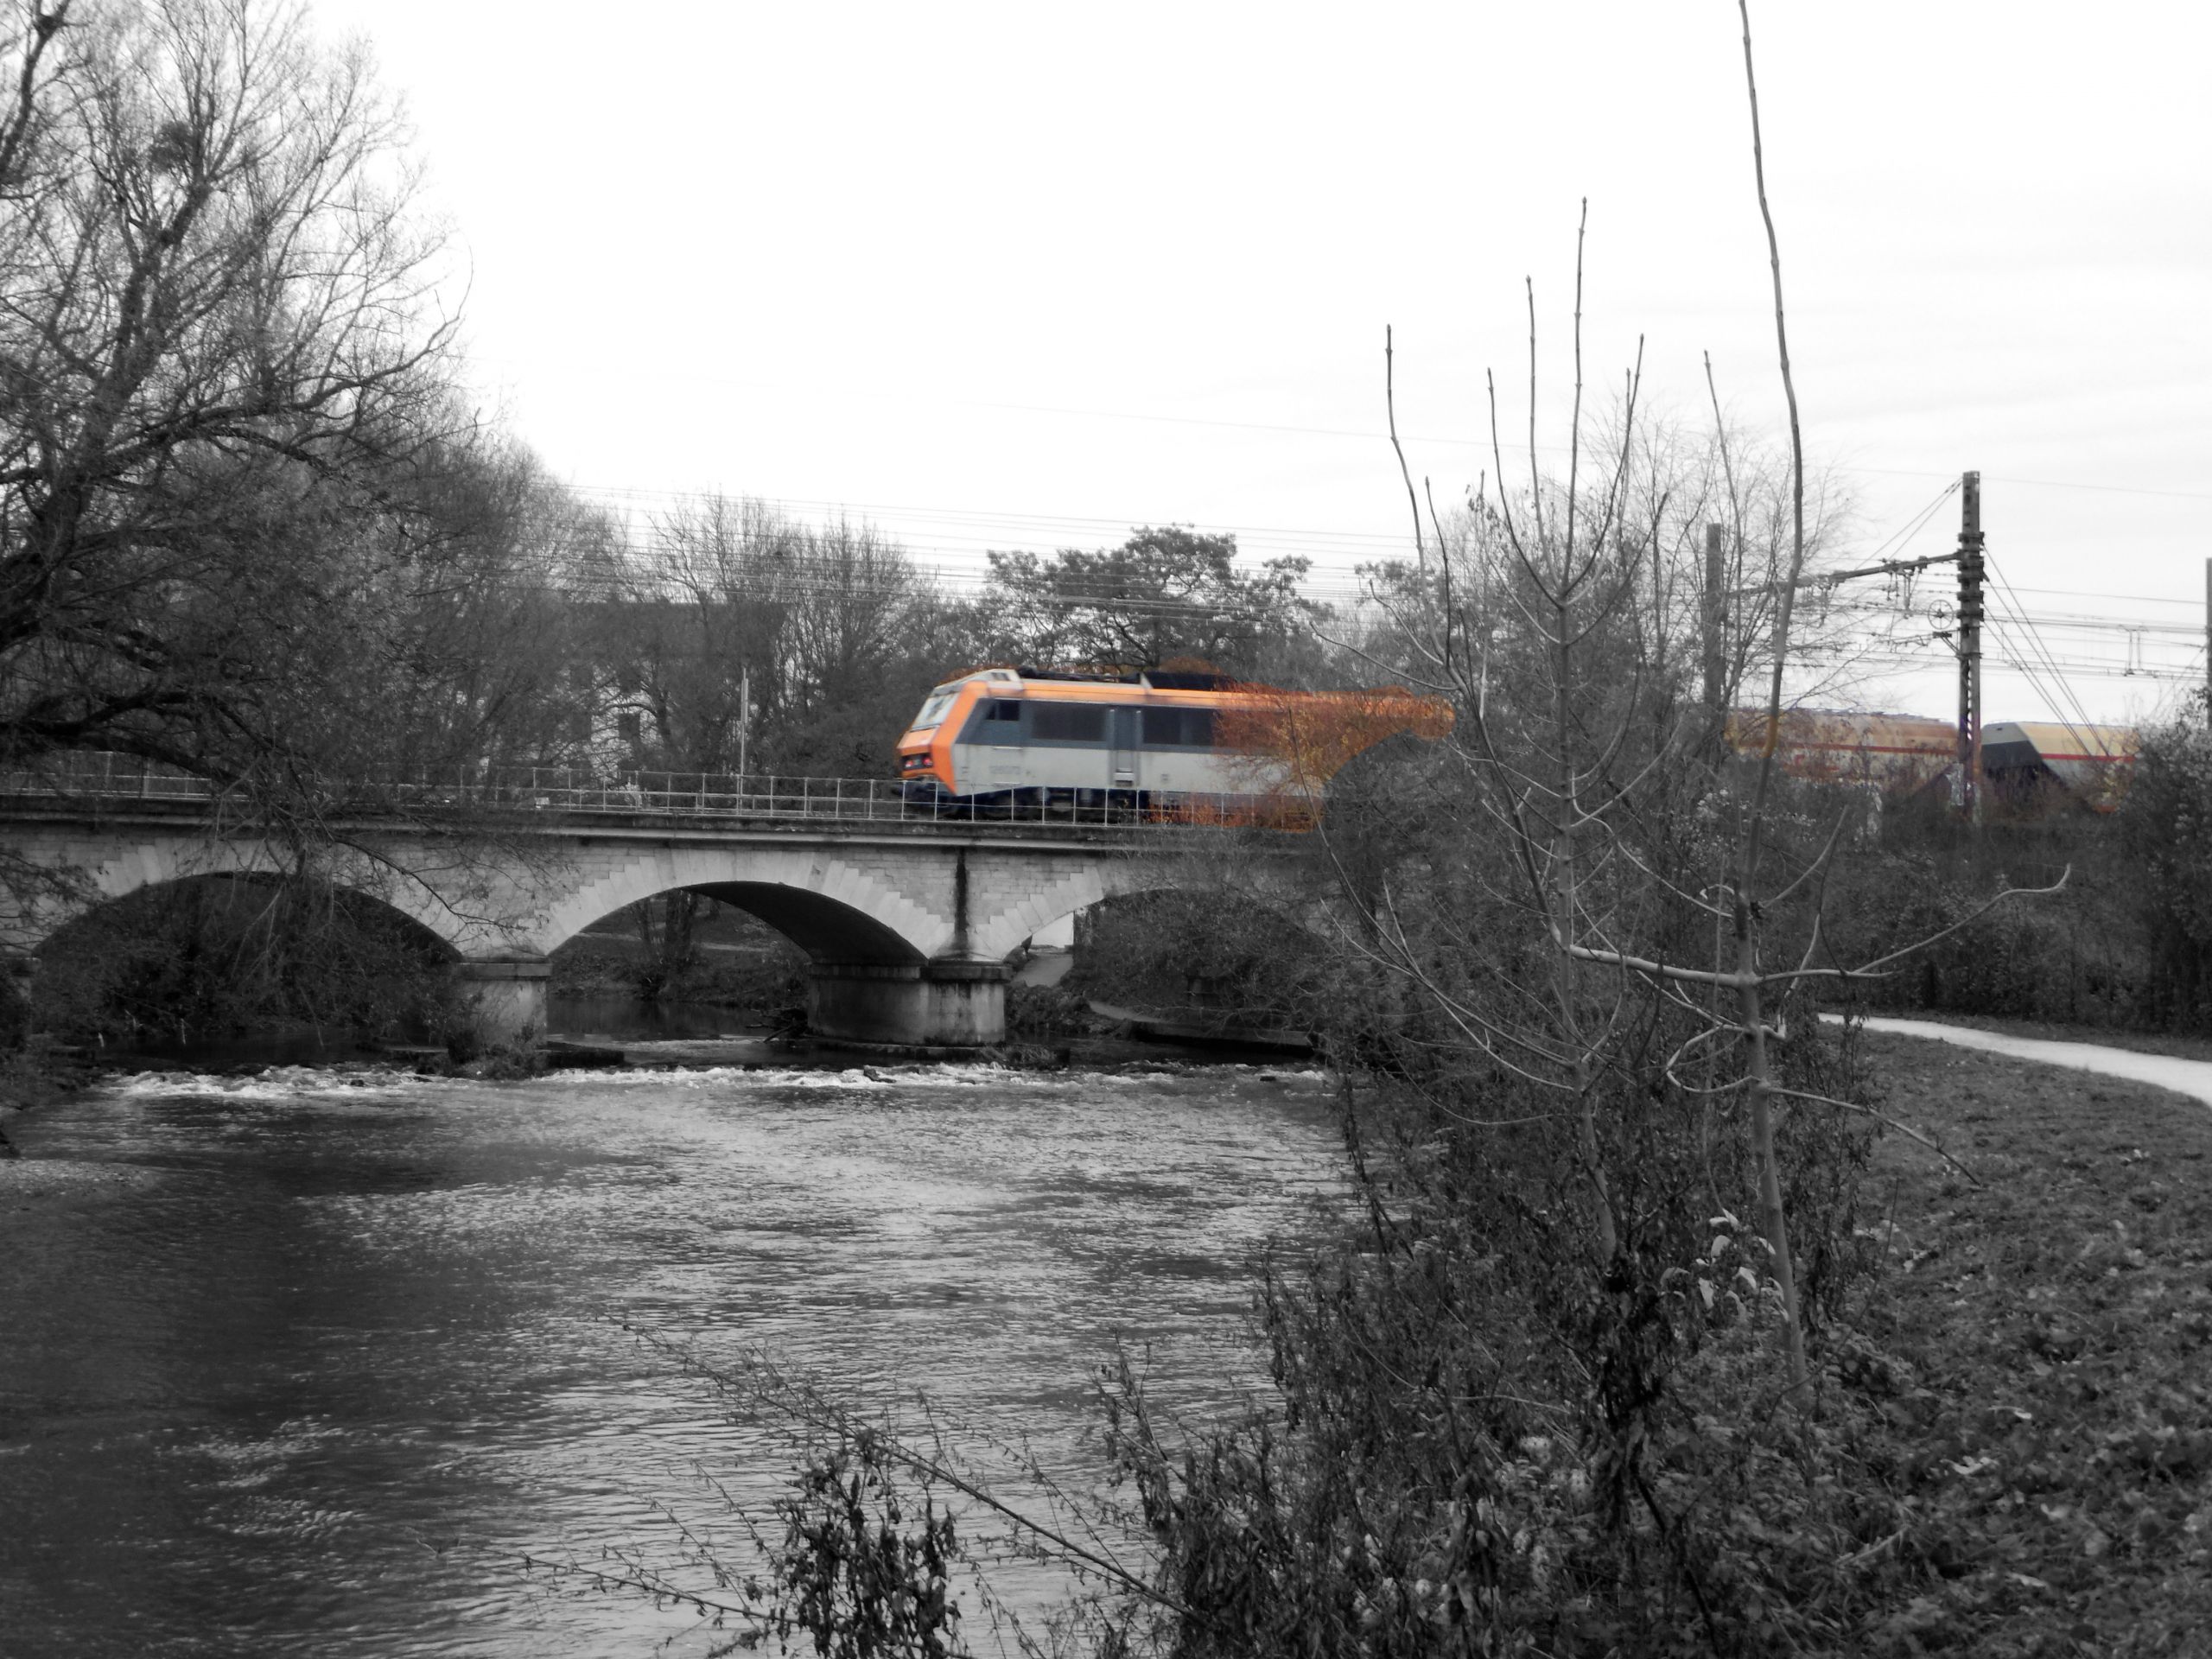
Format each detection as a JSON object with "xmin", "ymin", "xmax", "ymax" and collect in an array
[{"xmin": 312, "ymin": 0, "xmax": 2212, "ymax": 726}]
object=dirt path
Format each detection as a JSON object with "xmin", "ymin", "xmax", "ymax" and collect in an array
[{"xmin": 1833, "ymin": 1014, "xmax": 2212, "ymax": 1108}]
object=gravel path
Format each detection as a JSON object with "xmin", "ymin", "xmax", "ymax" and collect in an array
[{"xmin": 1834, "ymin": 1014, "xmax": 2212, "ymax": 1108}]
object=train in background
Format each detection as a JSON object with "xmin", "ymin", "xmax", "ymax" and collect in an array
[
  {"xmin": 895, "ymin": 667, "xmax": 1453, "ymax": 822},
  {"xmin": 1723, "ymin": 708, "xmax": 2138, "ymax": 812}
]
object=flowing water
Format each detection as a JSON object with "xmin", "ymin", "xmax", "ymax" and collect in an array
[{"xmin": 0, "ymin": 1035, "xmax": 1342, "ymax": 1657}]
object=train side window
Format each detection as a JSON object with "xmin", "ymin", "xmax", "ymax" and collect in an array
[
  {"xmin": 985, "ymin": 699, "xmax": 1022, "ymax": 723},
  {"xmin": 1142, "ymin": 708, "xmax": 1217, "ymax": 747},
  {"xmin": 1033, "ymin": 704, "xmax": 1107, "ymax": 743}
]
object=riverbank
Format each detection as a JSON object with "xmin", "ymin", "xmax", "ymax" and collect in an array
[
  {"xmin": 4, "ymin": 1017, "xmax": 2206, "ymax": 1649},
  {"xmin": 1832, "ymin": 1030, "xmax": 2212, "ymax": 1649}
]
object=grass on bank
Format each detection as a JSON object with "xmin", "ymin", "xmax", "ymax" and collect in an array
[{"xmin": 1834, "ymin": 1030, "xmax": 2212, "ymax": 1654}]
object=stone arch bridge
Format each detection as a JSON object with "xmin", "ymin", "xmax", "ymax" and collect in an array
[{"xmin": 0, "ymin": 791, "xmax": 1304, "ymax": 1048}]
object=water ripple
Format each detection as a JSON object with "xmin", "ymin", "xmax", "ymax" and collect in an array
[{"xmin": 0, "ymin": 1062, "xmax": 1341, "ymax": 1657}]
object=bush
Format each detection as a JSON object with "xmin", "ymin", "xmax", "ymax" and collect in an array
[
  {"xmin": 1005, "ymin": 981, "xmax": 1096, "ymax": 1037},
  {"xmin": 1074, "ymin": 888, "xmax": 1325, "ymax": 1030},
  {"xmin": 2117, "ymin": 718, "xmax": 2212, "ymax": 1031},
  {"xmin": 1093, "ymin": 1011, "xmax": 1882, "ymax": 1656},
  {"xmin": 31, "ymin": 874, "xmax": 460, "ymax": 1046},
  {"xmin": 1819, "ymin": 772, "xmax": 2190, "ymax": 1033}
]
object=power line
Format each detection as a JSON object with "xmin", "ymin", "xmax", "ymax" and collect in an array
[
  {"xmin": 536, "ymin": 485, "xmax": 2205, "ymax": 698},
  {"xmin": 569, "ymin": 483, "xmax": 2209, "ymax": 623},
  {"xmin": 1847, "ymin": 477, "xmax": 1960, "ymax": 569},
  {"xmin": 1988, "ymin": 557, "xmax": 2123, "ymax": 741}
]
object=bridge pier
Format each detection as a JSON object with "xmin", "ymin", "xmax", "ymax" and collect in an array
[
  {"xmin": 452, "ymin": 956, "xmax": 550, "ymax": 1052},
  {"xmin": 807, "ymin": 958, "xmax": 1010, "ymax": 1050}
]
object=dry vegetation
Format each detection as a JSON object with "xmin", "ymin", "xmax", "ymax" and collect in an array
[{"xmin": 1834, "ymin": 1031, "xmax": 2212, "ymax": 1654}]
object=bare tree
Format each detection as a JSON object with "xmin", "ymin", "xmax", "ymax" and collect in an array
[
  {"xmin": 1328, "ymin": 10, "xmax": 2057, "ymax": 1408},
  {"xmin": 0, "ymin": 0, "xmax": 467, "ymax": 792},
  {"xmin": 594, "ymin": 492, "xmax": 947, "ymax": 781}
]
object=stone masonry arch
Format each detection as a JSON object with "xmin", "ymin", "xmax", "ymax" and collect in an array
[
  {"xmin": 969, "ymin": 858, "xmax": 1323, "ymax": 966},
  {"xmin": 533, "ymin": 843, "xmax": 943, "ymax": 963},
  {"xmin": 0, "ymin": 805, "xmax": 1308, "ymax": 1050},
  {"xmin": 2, "ymin": 830, "xmax": 482, "ymax": 958}
]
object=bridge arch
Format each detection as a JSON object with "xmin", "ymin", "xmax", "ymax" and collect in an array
[
  {"xmin": 969, "ymin": 864, "xmax": 1126, "ymax": 965},
  {"xmin": 974, "ymin": 861, "xmax": 1324, "ymax": 965},
  {"xmin": 533, "ymin": 844, "xmax": 942, "ymax": 963},
  {"xmin": 3, "ymin": 833, "xmax": 477, "ymax": 958},
  {"xmin": 32, "ymin": 865, "xmax": 462, "ymax": 963}
]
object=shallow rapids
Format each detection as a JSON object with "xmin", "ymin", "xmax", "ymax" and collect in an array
[{"xmin": 0, "ymin": 1058, "xmax": 1343, "ymax": 1656}]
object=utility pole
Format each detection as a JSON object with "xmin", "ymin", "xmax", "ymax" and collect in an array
[
  {"xmin": 739, "ymin": 665, "xmax": 752, "ymax": 779},
  {"xmin": 1702, "ymin": 522, "xmax": 1726, "ymax": 737},
  {"xmin": 1956, "ymin": 472, "xmax": 1985, "ymax": 823},
  {"xmin": 2202, "ymin": 556, "xmax": 2209, "ymax": 718},
  {"xmin": 1721, "ymin": 471, "xmax": 1986, "ymax": 818}
]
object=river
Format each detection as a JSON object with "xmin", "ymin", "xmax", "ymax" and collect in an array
[{"xmin": 0, "ymin": 1015, "xmax": 1344, "ymax": 1657}]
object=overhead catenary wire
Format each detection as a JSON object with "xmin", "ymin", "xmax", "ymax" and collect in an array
[
  {"xmin": 1986, "ymin": 556, "xmax": 2102, "ymax": 735},
  {"xmin": 571, "ymin": 480, "xmax": 2196, "ymax": 615},
  {"xmin": 1843, "ymin": 477, "xmax": 1959, "ymax": 574},
  {"xmin": 547, "ymin": 553, "xmax": 2202, "ymax": 678},
  {"xmin": 529, "ymin": 484, "xmax": 2204, "ymax": 705}
]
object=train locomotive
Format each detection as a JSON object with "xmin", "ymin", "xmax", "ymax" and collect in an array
[{"xmin": 894, "ymin": 666, "xmax": 1452, "ymax": 823}]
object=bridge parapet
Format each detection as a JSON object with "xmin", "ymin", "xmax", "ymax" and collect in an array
[
  {"xmin": 0, "ymin": 767, "xmax": 1309, "ymax": 1051},
  {"xmin": 1, "ymin": 758, "xmax": 1274, "ymax": 835}
]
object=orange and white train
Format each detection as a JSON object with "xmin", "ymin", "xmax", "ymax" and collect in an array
[{"xmin": 894, "ymin": 667, "xmax": 1452, "ymax": 822}]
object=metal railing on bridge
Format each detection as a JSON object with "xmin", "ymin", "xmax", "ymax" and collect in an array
[{"xmin": 1, "ymin": 755, "xmax": 1310, "ymax": 831}]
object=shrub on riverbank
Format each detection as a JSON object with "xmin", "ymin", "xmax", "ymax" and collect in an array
[
  {"xmin": 1822, "ymin": 820, "xmax": 2142, "ymax": 1031},
  {"xmin": 1101, "ymin": 1033, "xmax": 2210, "ymax": 1656},
  {"xmin": 29, "ymin": 875, "xmax": 460, "ymax": 1050},
  {"xmin": 1812, "ymin": 728, "xmax": 2209, "ymax": 1038},
  {"xmin": 1078, "ymin": 1008, "xmax": 1885, "ymax": 1655},
  {"xmin": 1069, "ymin": 890, "xmax": 1325, "ymax": 1033},
  {"xmin": 1004, "ymin": 982, "xmax": 1099, "ymax": 1038}
]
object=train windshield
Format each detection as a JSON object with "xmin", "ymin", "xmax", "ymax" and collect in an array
[{"xmin": 908, "ymin": 687, "xmax": 961, "ymax": 733}]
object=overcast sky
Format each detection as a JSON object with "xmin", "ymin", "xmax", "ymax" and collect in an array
[{"xmin": 313, "ymin": 0, "xmax": 2211, "ymax": 726}]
